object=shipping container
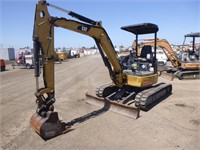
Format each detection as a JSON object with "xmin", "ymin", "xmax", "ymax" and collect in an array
[{"xmin": 0, "ymin": 48, "xmax": 15, "ymax": 60}]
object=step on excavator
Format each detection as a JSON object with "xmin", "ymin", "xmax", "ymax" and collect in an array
[
  {"xmin": 30, "ymin": 0, "xmax": 172, "ymax": 140},
  {"xmin": 136, "ymin": 37, "xmax": 200, "ymax": 80}
]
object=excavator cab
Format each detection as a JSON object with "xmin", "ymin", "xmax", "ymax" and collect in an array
[
  {"xmin": 121, "ymin": 23, "xmax": 158, "ymax": 78},
  {"xmin": 172, "ymin": 32, "xmax": 200, "ymax": 79},
  {"xmin": 181, "ymin": 32, "xmax": 200, "ymax": 62},
  {"xmin": 94, "ymin": 23, "xmax": 172, "ymax": 111}
]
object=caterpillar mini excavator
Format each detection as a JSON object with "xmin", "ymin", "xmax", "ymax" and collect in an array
[
  {"xmin": 30, "ymin": 0, "xmax": 172, "ymax": 140},
  {"xmin": 137, "ymin": 38, "xmax": 200, "ymax": 80}
]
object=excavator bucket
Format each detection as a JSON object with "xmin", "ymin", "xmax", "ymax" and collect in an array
[
  {"xmin": 85, "ymin": 93, "xmax": 140, "ymax": 119},
  {"xmin": 30, "ymin": 111, "xmax": 71, "ymax": 140}
]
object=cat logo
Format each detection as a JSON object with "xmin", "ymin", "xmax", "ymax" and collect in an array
[{"xmin": 77, "ymin": 26, "xmax": 90, "ymax": 32}]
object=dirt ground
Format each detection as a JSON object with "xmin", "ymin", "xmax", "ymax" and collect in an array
[{"xmin": 0, "ymin": 54, "xmax": 200, "ymax": 150}]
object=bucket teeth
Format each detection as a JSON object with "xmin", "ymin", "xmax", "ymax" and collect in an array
[{"xmin": 30, "ymin": 111, "xmax": 71, "ymax": 140}]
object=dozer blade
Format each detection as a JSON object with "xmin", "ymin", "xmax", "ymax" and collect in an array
[
  {"xmin": 30, "ymin": 111, "xmax": 71, "ymax": 140},
  {"xmin": 85, "ymin": 93, "xmax": 140, "ymax": 119}
]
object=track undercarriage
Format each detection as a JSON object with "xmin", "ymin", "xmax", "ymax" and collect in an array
[
  {"xmin": 159, "ymin": 65, "xmax": 200, "ymax": 80},
  {"xmin": 173, "ymin": 70, "xmax": 200, "ymax": 80},
  {"xmin": 86, "ymin": 82, "xmax": 172, "ymax": 119},
  {"xmin": 163, "ymin": 70, "xmax": 200, "ymax": 80}
]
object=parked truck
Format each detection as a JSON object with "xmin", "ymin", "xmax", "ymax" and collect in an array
[{"xmin": 12, "ymin": 52, "xmax": 34, "ymax": 69}]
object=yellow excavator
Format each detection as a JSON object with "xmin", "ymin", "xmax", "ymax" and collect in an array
[
  {"xmin": 31, "ymin": 0, "xmax": 172, "ymax": 140},
  {"xmin": 137, "ymin": 38, "xmax": 200, "ymax": 79}
]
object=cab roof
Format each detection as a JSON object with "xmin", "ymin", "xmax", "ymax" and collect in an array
[
  {"xmin": 184, "ymin": 32, "xmax": 200, "ymax": 37},
  {"xmin": 121, "ymin": 23, "xmax": 159, "ymax": 35}
]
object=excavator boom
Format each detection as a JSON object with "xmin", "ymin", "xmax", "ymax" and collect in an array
[
  {"xmin": 137, "ymin": 39, "xmax": 181, "ymax": 67},
  {"xmin": 31, "ymin": 0, "xmax": 128, "ymax": 139}
]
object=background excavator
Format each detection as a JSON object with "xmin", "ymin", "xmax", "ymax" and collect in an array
[
  {"xmin": 31, "ymin": 0, "xmax": 172, "ymax": 140},
  {"xmin": 137, "ymin": 38, "xmax": 200, "ymax": 80},
  {"xmin": 183, "ymin": 32, "xmax": 200, "ymax": 59}
]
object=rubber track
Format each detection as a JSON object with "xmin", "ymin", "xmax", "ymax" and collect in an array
[
  {"xmin": 96, "ymin": 83, "xmax": 113, "ymax": 97},
  {"xmin": 175, "ymin": 70, "xmax": 200, "ymax": 80},
  {"xmin": 96, "ymin": 83, "xmax": 172, "ymax": 111},
  {"xmin": 135, "ymin": 83, "xmax": 172, "ymax": 110}
]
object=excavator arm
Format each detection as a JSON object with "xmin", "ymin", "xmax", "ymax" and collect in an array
[
  {"xmin": 137, "ymin": 39, "xmax": 181, "ymax": 67},
  {"xmin": 33, "ymin": 1, "xmax": 126, "ymax": 113},
  {"xmin": 31, "ymin": 0, "xmax": 125, "ymax": 139},
  {"xmin": 33, "ymin": 1, "xmax": 124, "ymax": 93}
]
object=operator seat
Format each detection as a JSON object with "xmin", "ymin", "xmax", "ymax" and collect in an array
[
  {"xmin": 137, "ymin": 45, "xmax": 154, "ymax": 73},
  {"xmin": 140, "ymin": 45, "xmax": 153, "ymax": 61}
]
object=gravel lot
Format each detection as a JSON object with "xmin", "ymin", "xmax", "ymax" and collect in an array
[{"xmin": 0, "ymin": 54, "xmax": 200, "ymax": 150}]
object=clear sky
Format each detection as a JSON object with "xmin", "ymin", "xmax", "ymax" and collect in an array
[{"xmin": 0, "ymin": 0, "xmax": 199, "ymax": 49}]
